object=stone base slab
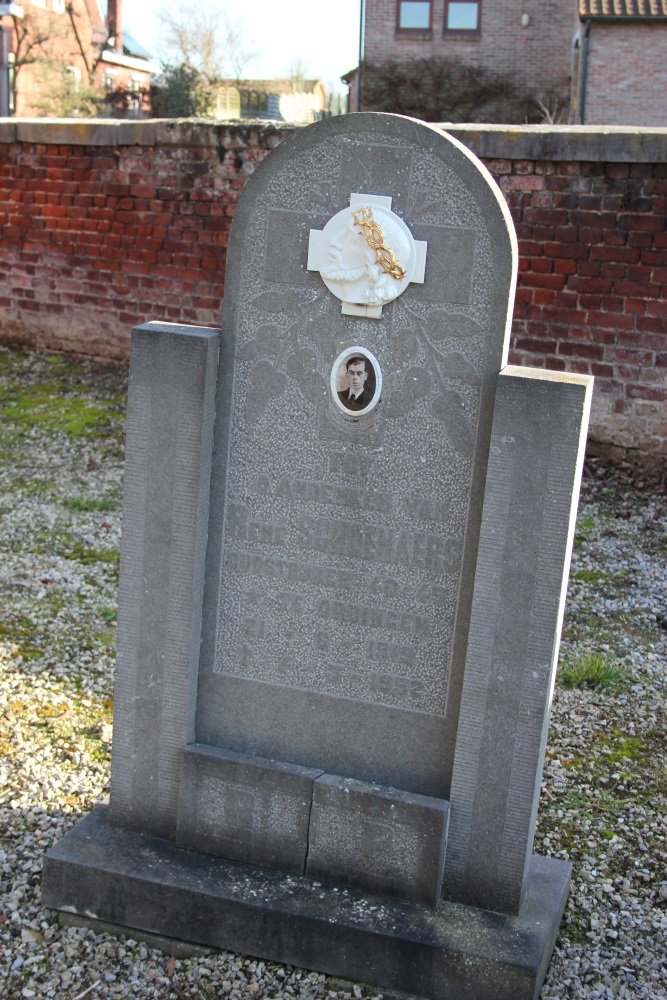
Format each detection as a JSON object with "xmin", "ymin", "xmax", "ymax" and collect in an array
[{"xmin": 43, "ymin": 806, "xmax": 571, "ymax": 1000}]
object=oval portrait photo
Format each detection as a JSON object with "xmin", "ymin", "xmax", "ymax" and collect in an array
[{"xmin": 331, "ymin": 347, "xmax": 382, "ymax": 417}]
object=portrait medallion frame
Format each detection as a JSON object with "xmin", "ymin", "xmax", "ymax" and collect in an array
[{"xmin": 331, "ymin": 346, "xmax": 382, "ymax": 417}]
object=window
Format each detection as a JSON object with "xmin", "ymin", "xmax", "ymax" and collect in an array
[
  {"xmin": 241, "ymin": 90, "xmax": 269, "ymax": 116},
  {"xmin": 444, "ymin": 0, "xmax": 481, "ymax": 33},
  {"xmin": 128, "ymin": 76, "xmax": 142, "ymax": 111},
  {"xmin": 65, "ymin": 65, "xmax": 81, "ymax": 94},
  {"xmin": 52, "ymin": 0, "xmax": 65, "ymax": 13},
  {"xmin": 397, "ymin": 0, "xmax": 432, "ymax": 33}
]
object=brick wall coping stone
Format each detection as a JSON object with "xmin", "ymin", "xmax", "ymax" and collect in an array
[{"xmin": 1, "ymin": 117, "xmax": 667, "ymax": 162}]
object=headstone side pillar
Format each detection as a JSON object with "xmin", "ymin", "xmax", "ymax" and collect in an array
[
  {"xmin": 443, "ymin": 366, "xmax": 593, "ymax": 915},
  {"xmin": 109, "ymin": 322, "xmax": 220, "ymax": 840}
]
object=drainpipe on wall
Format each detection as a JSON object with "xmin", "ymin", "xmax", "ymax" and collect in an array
[
  {"xmin": 356, "ymin": 0, "xmax": 364, "ymax": 112},
  {"xmin": 580, "ymin": 18, "xmax": 591, "ymax": 124},
  {"xmin": 0, "ymin": 25, "xmax": 8, "ymax": 117}
]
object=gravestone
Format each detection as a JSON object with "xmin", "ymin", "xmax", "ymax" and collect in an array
[{"xmin": 43, "ymin": 114, "xmax": 593, "ymax": 1000}]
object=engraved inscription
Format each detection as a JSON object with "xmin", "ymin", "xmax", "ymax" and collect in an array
[
  {"xmin": 361, "ymin": 819, "xmax": 395, "ymax": 858},
  {"xmin": 228, "ymin": 504, "xmax": 462, "ymax": 574},
  {"xmin": 228, "ymin": 504, "xmax": 289, "ymax": 546},
  {"xmin": 295, "ymin": 514, "xmax": 461, "ymax": 573},
  {"xmin": 216, "ymin": 472, "xmax": 464, "ymax": 712},
  {"xmin": 371, "ymin": 671, "xmax": 426, "ymax": 699},
  {"xmin": 217, "ymin": 490, "xmax": 462, "ymax": 711},
  {"xmin": 367, "ymin": 638, "xmax": 417, "ymax": 665},
  {"xmin": 315, "ymin": 630, "xmax": 417, "ymax": 665},
  {"xmin": 197, "ymin": 776, "xmax": 303, "ymax": 841},
  {"xmin": 255, "ymin": 473, "xmax": 393, "ymax": 514},
  {"xmin": 407, "ymin": 497, "xmax": 451, "ymax": 522},
  {"xmin": 317, "ymin": 598, "xmax": 432, "ymax": 637},
  {"xmin": 243, "ymin": 617, "xmax": 269, "ymax": 640},
  {"xmin": 226, "ymin": 550, "xmax": 354, "ymax": 590},
  {"xmin": 329, "ymin": 451, "xmax": 369, "ymax": 480},
  {"xmin": 310, "ymin": 801, "xmax": 419, "ymax": 885}
]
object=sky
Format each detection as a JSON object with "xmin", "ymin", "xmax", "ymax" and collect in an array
[{"xmin": 121, "ymin": 0, "xmax": 362, "ymax": 93}]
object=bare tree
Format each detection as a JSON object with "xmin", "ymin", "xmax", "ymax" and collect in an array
[
  {"xmin": 157, "ymin": 1, "xmax": 260, "ymax": 82},
  {"xmin": 223, "ymin": 16, "xmax": 261, "ymax": 81},
  {"xmin": 65, "ymin": 1, "xmax": 109, "ymax": 87},
  {"xmin": 287, "ymin": 56, "xmax": 310, "ymax": 92},
  {"xmin": 8, "ymin": 2, "xmax": 107, "ymax": 115},
  {"xmin": 9, "ymin": 7, "xmax": 56, "ymax": 110}
]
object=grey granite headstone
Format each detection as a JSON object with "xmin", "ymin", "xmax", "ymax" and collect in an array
[
  {"xmin": 196, "ymin": 113, "xmax": 517, "ymax": 808},
  {"xmin": 43, "ymin": 113, "xmax": 593, "ymax": 1000}
]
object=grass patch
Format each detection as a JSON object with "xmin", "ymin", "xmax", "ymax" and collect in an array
[
  {"xmin": 559, "ymin": 906, "xmax": 589, "ymax": 945},
  {"xmin": 558, "ymin": 651, "xmax": 630, "ymax": 691},
  {"xmin": 0, "ymin": 621, "xmax": 44, "ymax": 661},
  {"xmin": 12, "ymin": 477, "xmax": 56, "ymax": 498},
  {"xmin": 44, "ymin": 355, "xmax": 86, "ymax": 375},
  {"xmin": 53, "ymin": 535, "xmax": 120, "ymax": 567},
  {"xmin": 29, "ymin": 532, "xmax": 120, "ymax": 568},
  {"xmin": 66, "ymin": 542, "xmax": 119, "ymax": 566},
  {"xmin": 0, "ymin": 382, "xmax": 124, "ymax": 438},
  {"xmin": 62, "ymin": 496, "xmax": 117, "ymax": 513},
  {"xmin": 0, "ymin": 686, "xmax": 114, "ymax": 769},
  {"xmin": 573, "ymin": 513, "xmax": 598, "ymax": 547},
  {"xmin": 94, "ymin": 631, "xmax": 116, "ymax": 650},
  {"xmin": 596, "ymin": 727, "xmax": 645, "ymax": 763},
  {"xmin": 573, "ymin": 569, "xmax": 608, "ymax": 584},
  {"xmin": 0, "ymin": 349, "xmax": 25, "ymax": 375}
]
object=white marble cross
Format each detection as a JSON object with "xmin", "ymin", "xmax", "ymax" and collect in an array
[{"xmin": 307, "ymin": 194, "xmax": 427, "ymax": 319}]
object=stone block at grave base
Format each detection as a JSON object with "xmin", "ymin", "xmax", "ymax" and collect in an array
[
  {"xmin": 306, "ymin": 774, "xmax": 449, "ymax": 906},
  {"xmin": 43, "ymin": 806, "xmax": 571, "ymax": 1000},
  {"xmin": 176, "ymin": 743, "xmax": 322, "ymax": 874}
]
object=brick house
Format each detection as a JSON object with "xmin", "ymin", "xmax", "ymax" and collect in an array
[
  {"xmin": 572, "ymin": 0, "xmax": 667, "ymax": 125},
  {"xmin": 0, "ymin": 0, "xmax": 156, "ymax": 117},
  {"xmin": 346, "ymin": 0, "xmax": 666, "ymax": 124},
  {"xmin": 346, "ymin": 0, "xmax": 579, "ymax": 118}
]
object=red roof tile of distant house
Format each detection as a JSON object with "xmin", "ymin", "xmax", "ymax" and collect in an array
[{"xmin": 579, "ymin": 0, "xmax": 667, "ymax": 18}]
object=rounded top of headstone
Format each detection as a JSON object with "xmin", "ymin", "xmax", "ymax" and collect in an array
[
  {"xmin": 233, "ymin": 112, "xmax": 515, "ymax": 260},
  {"xmin": 225, "ymin": 113, "xmax": 516, "ymax": 332}
]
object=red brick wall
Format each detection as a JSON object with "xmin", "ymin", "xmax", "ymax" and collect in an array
[
  {"xmin": 490, "ymin": 154, "xmax": 667, "ymax": 459},
  {"xmin": 583, "ymin": 23, "xmax": 667, "ymax": 127},
  {"xmin": 0, "ymin": 121, "xmax": 285, "ymax": 361},
  {"xmin": 0, "ymin": 120, "xmax": 665, "ymax": 458},
  {"xmin": 363, "ymin": 0, "xmax": 576, "ymax": 103}
]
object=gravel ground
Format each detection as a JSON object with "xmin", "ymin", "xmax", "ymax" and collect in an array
[{"xmin": 0, "ymin": 345, "xmax": 665, "ymax": 1000}]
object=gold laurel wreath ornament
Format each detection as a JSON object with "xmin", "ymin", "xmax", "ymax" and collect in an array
[{"xmin": 352, "ymin": 207, "xmax": 406, "ymax": 282}]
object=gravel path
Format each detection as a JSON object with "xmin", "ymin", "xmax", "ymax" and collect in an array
[{"xmin": 1, "ymin": 346, "xmax": 665, "ymax": 1000}]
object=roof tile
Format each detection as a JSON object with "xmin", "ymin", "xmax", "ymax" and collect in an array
[{"xmin": 580, "ymin": 0, "xmax": 667, "ymax": 15}]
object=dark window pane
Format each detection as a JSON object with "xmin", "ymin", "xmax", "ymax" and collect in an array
[
  {"xmin": 399, "ymin": 1, "xmax": 431, "ymax": 29},
  {"xmin": 447, "ymin": 2, "xmax": 479, "ymax": 29}
]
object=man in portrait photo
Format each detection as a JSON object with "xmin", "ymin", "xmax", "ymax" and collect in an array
[{"xmin": 338, "ymin": 356, "xmax": 373, "ymax": 411}]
